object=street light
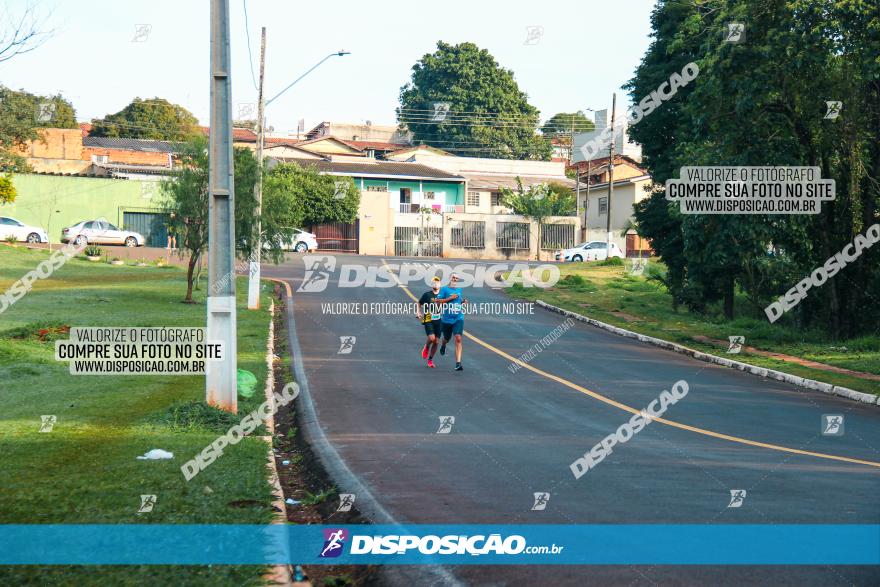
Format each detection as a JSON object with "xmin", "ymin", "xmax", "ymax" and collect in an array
[{"xmin": 247, "ymin": 45, "xmax": 350, "ymax": 310}]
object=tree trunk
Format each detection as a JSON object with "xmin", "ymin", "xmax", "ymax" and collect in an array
[
  {"xmin": 723, "ymin": 276, "xmax": 735, "ymax": 320},
  {"xmin": 184, "ymin": 253, "xmax": 199, "ymax": 303}
]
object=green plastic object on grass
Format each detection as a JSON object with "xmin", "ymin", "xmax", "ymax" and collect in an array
[{"xmin": 237, "ymin": 369, "xmax": 257, "ymax": 398}]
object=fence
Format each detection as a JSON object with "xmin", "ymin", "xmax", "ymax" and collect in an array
[
  {"xmin": 541, "ymin": 222, "xmax": 576, "ymax": 250},
  {"xmin": 495, "ymin": 221, "xmax": 530, "ymax": 251},
  {"xmin": 394, "ymin": 226, "xmax": 443, "ymax": 256},
  {"xmin": 306, "ymin": 221, "xmax": 359, "ymax": 253},
  {"xmin": 450, "ymin": 220, "xmax": 485, "ymax": 249}
]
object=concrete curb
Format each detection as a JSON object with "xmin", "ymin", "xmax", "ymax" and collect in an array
[
  {"xmin": 263, "ymin": 301, "xmax": 294, "ymax": 587},
  {"xmin": 536, "ymin": 300, "xmax": 879, "ymax": 407},
  {"xmin": 273, "ymin": 278, "xmax": 465, "ymax": 587}
]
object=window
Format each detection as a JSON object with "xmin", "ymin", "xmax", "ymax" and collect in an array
[
  {"xmin": 400, "ymin": 188, "xmax": 412, "ymax": 203},
  {"xmin": 91, "ymin": 154, "xmax": 109, "ymax": 164},
  {"xmin": 598, "ymin": 197, "xmax": 608, "ymax": 215},
  {"xmin": 585, "ymin": 242, "xmax": 607, "ymax": 250},
  {"xmin": 467, "ymin": 191, "xmax": 481, "ymax": 207},
  {"xmin": 424, "ymin": 191, "xmax": 435, "ymax": 200},
  {"xmin": 541, "ymin": 223, "xmax": 575, "ymax": 250},
  {"xmin": 491, "ymin": 192, "xmax": 502, "ymax": 206},
  {"xmin": 496, "ymin": 222, "xmax": 530, "ymax": 250},
  {"xmin": 451, "ymin": 221, "xmax": 485, "ymax": 249}
]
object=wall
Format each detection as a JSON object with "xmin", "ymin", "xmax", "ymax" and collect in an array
[
  {"xmin": 82, "ymin": 147, "xmax": 171, "ymax": 167},
  {"xmin": 358, "ymin": 191, "xmax": 393, "ymax": 255},
  {"xmin": 578, "ymin": 179, "xmax": 650, "ymax": 252},
  {"xmin": 4, "ymin": 174, "xmax": 163, "ymax": 243},
  {"xmin": 358, "ymin": 179, "xmax": 464, "ymax": 210},
  {"xmin": 442, "ymin": 213, "xmax": 578, "ymax": 261},
  {"xmin": 18, "ymin": 128, "xmax": 83, "ymax": 159}
]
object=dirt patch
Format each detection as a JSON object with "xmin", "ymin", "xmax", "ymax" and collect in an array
[{"xmin": 270, "ymin": 290, "xmax": 380, "ymax": 586}]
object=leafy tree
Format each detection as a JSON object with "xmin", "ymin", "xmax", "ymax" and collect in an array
[
  {"xmin": 91, "ymin": 97, "xmax": 199, "ymax": 141},
  {"xmin": 0, "ymin": 86, "xmax": 77, "ymax": 175},
  {"xmin": 541, "ymin": 111, "xmax": 595, "ymax": 137},
  {"xmin": 397, "ymin": 41, "xmax": 551, "ymax": 160},
  {"xmin": 263, "ymin": 162, "xmax": 360, "ymax": 230},
  {"xmin": 501, "ymin": 179, "xmax": 574, "ymax": 258},
  {"xmin": 0, "ymin": 174, "xmax": 15, "ymax": 204},
  {"xmin": 160, "ymin": 137, "xmax": 292, "ymax": 302},
  {"xmin": 627, "ymin": 0, "xmax": 880, "ymax": 335}
]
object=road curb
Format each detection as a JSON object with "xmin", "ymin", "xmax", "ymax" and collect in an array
[
  {"xmin": 263, "ymin": 300, "xmax": 294, "ymax": 587},
  {"xmin": 536, "ymin": 300, "xmax": 879, "ymax": 407},
  {"xmin": 272, "ymin": 278, "xmax": 465, "ymax": 587}
]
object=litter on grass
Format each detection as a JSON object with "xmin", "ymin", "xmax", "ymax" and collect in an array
[
  {"xmin": 285, "ymin": 498, "xmax": 301, "ymax": 505},
  {"xmin": 137, "ymin": 449, "xmax": 174, "ymax": 460}
]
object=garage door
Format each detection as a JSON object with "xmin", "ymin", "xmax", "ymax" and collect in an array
[{"xmin": 123, "ymin": 211, "xmax": 168, "ymax": 248}]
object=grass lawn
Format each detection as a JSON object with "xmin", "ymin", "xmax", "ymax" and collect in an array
[
  {"xmin": 508, "ymin": 259, "xmax": 880, "ymax": 396},
  {"xmin": 0, "ymin": 245, "xmax": 278, "ymax": 585}
]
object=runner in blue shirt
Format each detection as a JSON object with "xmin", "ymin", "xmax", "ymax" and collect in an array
[{"xmin": 436, "ymin": 273, "xmax": 468, "ymax": 371}]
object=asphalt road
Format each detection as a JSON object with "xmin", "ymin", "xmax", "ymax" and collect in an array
[{"xmin": 264, "ymin": 253, "xmax": 880, "ymax": 587}]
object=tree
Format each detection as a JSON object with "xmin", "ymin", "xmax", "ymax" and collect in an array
[
  {"xmin": 160, "ymin": 137, "xmax": 282, "ymax": 302},
  {"xmin": 541, "ymin": 112, "xmax": 595, "ymax": 137},
  {"xmin": 627, "ymin": 0, "xmax": 880, "ymax": 334},
  {"xmin": 501, "ymin": 179, "xmax": 575, "ymax": 258},
  {"xmin": 0, "ymin": 86, "xmax": 77, "ymax": 175},
  {"xmin": 263, "ymin": 162, "xmax": 360, "ymax": 231},
  {"xmin": 0, "ymin": 1, "xmax": 53, "ymax": 64},
  {"xmin": 0, "ymin": 174, "xmax": 14, "ymax": 204},
  {"xmin": 397, "ymin": 41, "xmax": 551, "ymax": 160},
  {"xmin": 91, "ymin": 98, "xmax": 199, "ymax": 141}
]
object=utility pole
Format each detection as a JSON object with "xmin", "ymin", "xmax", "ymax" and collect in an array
[
  {"xmin": 605, "ymin": 93, "xmax": 616, "ymax": 256},
  {"xmin": 206, "ymin": 0, "xmax": 237, "ymax": 413},
  {"xmin": 247, "ymin": 27, "xmax": 266, "ymax": 310}
]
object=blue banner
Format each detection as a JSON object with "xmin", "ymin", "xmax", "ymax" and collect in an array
[{"xmin": 1, "ymin": 525, "xmax": 878, "ymax": 565}]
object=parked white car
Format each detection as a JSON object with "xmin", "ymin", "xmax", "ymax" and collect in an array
[
  {"xmin": 263, "ymin": 228, "xmax": 318, "ymax": 253},
  {"xmin": 61, "ymin": 220, "xmax": 145, "ymax": 247},
  {"xmin": 0, "ymin": 216, "xmax": 49, "ymax": 244},
  {"xmin": 556, "ymin": 241, "xmax": 625, "ymax": 262}
]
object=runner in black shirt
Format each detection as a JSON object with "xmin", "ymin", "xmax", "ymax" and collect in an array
[{"xmin": 416, "ymin": 276, "xmax": 443, "ymax": 368}]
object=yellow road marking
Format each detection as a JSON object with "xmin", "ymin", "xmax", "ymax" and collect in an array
[{"xmin": 381, "ymin": 259, "xmax": 880, "ymax": 470}]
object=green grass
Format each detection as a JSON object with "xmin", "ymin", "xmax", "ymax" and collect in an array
[
  {"xmin": 0, "ymin": 246, "xmax": 278, "ymax": 585},
  {"xmin": 509, "ymin": 259, "xmax": 880, "ymax": 396}
]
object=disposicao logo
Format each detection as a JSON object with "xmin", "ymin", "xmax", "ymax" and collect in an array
[{"xmin": 319, "ymin": 528, "xmax": 348, "ymax": 558}]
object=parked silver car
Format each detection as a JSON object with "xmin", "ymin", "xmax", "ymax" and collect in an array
[{"xmin": 61, "ymin": 220, "xmax": 145, "ymax": 247}]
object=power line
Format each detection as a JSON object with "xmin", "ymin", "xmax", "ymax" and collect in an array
[{"xmin": 242, "ymin": 0, "xmax": 259, "ymax": 91}]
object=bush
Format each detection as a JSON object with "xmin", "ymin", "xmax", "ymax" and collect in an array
[
  {"xmin": 598, "ymin": 256, "xmax": 624, "ymax": 266},
  {"xmin": 83, "ymin": 245, "xmax": 103, "ymax": 257},
  {"xmin": 4, "ymin": 234, "xmax": 18, "ymax": 244}
]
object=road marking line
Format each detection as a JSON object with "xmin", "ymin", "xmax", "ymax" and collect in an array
[{"xmin": 381, "ymin": 259, "xmax": 880, "ymax": 470}]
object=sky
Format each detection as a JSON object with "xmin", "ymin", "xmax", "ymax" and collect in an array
[{"xmin": 0, "ymin": 0, "xmax": 657, "ymax": 136}]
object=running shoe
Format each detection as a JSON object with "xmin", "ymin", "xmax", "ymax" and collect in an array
[
  {"xmin": 427, "ymin": 359, "xmax": 436, "ymax": 368},
  {"xmin": 454, "ymin": 362, "xmax": 463, "ymax": 371},
  {"xmin": 421, "ymin": 345, "xmax": 429, "ymax": 359}
]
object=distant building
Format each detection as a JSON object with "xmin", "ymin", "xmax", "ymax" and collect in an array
[{"xmin": 571, "ymin": 108, "xmax": 642, "ymax": 164}]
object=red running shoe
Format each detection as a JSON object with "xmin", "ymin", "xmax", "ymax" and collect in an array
[
  {"xmin": 421, "ymin": 345, "xmax": 429, "ymax": 359},
  {"xmin": 427, "ymin": 359, "xmax": 436, "ymax": 368}
]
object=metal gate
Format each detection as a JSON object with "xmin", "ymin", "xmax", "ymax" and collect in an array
[
  {"xmin": 122, "ymin": 210, "xmax": 168, "ymax": 247},
  {"xmin": 306, "ymin": 221, "xmax": 359, "ymax": 253},
  {"xmin": 394, "ymin": 226, "xmax": 443, "ymax": 256}
]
